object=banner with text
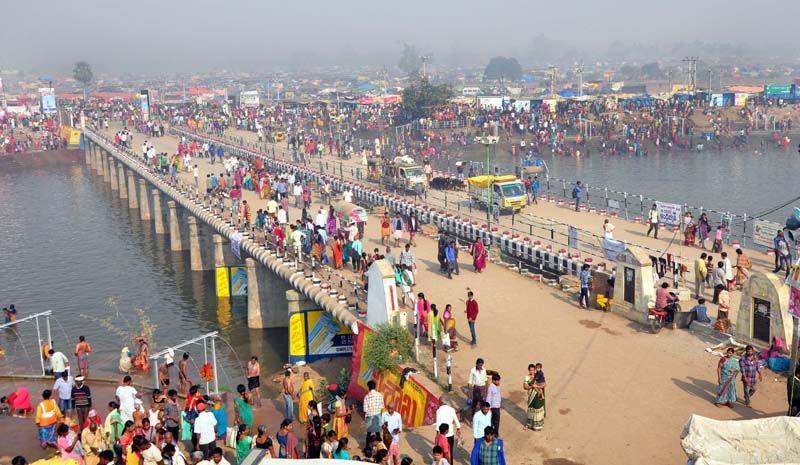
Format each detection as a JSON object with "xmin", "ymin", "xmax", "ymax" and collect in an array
[
  {"xmin": 753, "ymin": 219, "xmax": 783, "ymax": 248},
  {"xmin": 347, "ymin": 323, "xmax": 440, "ymax": 427},
  {"xmin": 289, "ymin": 310, "xmax": 354, "ymax": 363},
  {"xmin": 656, "ymin": 201, "xmax": 682, "ymax": 226}
]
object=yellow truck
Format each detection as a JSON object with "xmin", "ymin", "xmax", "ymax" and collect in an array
[{"xmin": 467, "ymin": 175, "xmax": 527, "ymax": 213}]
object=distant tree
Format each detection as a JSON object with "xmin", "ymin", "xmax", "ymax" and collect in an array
[
  {"xmin": 398, "ymin": 43, "xmax": 423, "ymax": 79},
  {"xmin": 640, "ymin": 62, "xmax": 662, "ymax": 79},
  {"xmin": 73, "ymin": 61, "xmax": 94, "ymax": 100},
  {"xmin": 399, "ymin": 78, "xmax": 454, "ymax": 123},
  {"xmin": 483, "ymin": 56, "xmax": 523, "ymax": 81}
]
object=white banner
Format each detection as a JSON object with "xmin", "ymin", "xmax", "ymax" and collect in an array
[
  {"xmin": 603, "ymin": 238, "xmax": 626, "ymax": 261},
  {"xmin": 752, "ymin": 219, "xmax": 782, "ymax": 248},
  {"xmin": 231, "ymin": 232, "xmax": 243, "ymax": 260},
  {"xmin": 656, "ymin": 201, "xmax": 682, "ymax": 226}
]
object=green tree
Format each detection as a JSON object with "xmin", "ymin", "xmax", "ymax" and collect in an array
[
  {"xmin": 73, "ymin": 61, "xmax": 94, "ymax": 100},
  {"xmin": 363, "ymin": 323, "xmax": 415, "ymax": 371},
  {"xmin": 399, "ymin": 78, "xmax": 454, "ymax": 123},
  {"xmin": 484, "ymin": 56, "xmax": 523, "ymax": 81}
]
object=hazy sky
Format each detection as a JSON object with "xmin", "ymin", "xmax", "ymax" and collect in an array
[{"xmin": 1, "ymin": 0, "xmax": 794, "ymax": 73}]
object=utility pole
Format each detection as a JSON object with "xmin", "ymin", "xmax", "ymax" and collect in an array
[
  {"xmin": 548, "ymin": 66, "xmax": 557, "ymax": 96},
  {"xmin": 707, "ymin": 68, "xmax": 713, "ymax": 93},
  {"xmin": 667, "ymin": 68, "xmax": 672, "ymax": 93},
  {"xmin": 575, "ymin": 63, "xmax": 584, "ymax": 97},
  {"xmin": 682, "ymin": 56, "xmax": 698, "ymax": 93},
  {"xmin": 420, "ymin": 55, "xmax": 430, "ymax": 80}
]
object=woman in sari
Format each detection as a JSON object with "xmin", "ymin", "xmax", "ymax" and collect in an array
[
  {"xmin": 471, "ymin": 239, "xmax": 487, "ymax": 273},
  {"xmin": 306, "ymin": 417, "xmax": 323, "ymax": 458},
  {"xmin": 331, "ymin": 238, "xmax": 344, "ymax": 270},
  {"xmin": 684, "ymin": 219, "xmax": 696, "ymax": 246},
  {"xmin": 734, "ymin": 248, "xmax": 752, "ymax": 288},
  {"xmin": 260, "ymin": 177, "xmax": 271, "ymax": 199},
  {"xmin": 56, "ymin": 423, "xmax": 84, "ymax": 465},
  {"xmin": 132, "ymin": 338, "xmax": 149, "ymax": 372},
  {"xmin": 715, "ymin": 348, "xmax": 738, "ymax": 407},
  {"xmin": 8, "ymin": 386, "xmax": 32, "ymax": 417},
  {"xmin": 326, "ymin": 206, "xmax": 337, "ymax": 236},
  {"xmin": 297, "ymin": 372, "xmax": 315, "ymax": 424},
  {"xmin": 698, "ymin": 213, "xmax": 711, "ymax": 249},
  {"xmin": 332, "ymin": 393, "xmax": 349, "ymax": 440},
  {"xmin": 416, "ymin": 293, "xmax": 430, "ymax": 337},
  {"xmin": 35, "ymin": 389, "xmax": 62, "ymax": 448},
  {"xmin": 523, "ymin": 364, "xmax": 546, "ymax": 431}
]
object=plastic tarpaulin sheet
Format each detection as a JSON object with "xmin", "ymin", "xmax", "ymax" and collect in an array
[
  {"xmin": 467, "ymin": 175, "xmax": 517, "ymax": 188},
  {"xmin": 681, "ymin": 414, "xmax": 800, "ymax": 465}
]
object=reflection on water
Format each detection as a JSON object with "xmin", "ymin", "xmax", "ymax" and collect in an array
[
  {"xmin": 0, "ymin": 156, "xmax": 286, "ymax": 385},
  {"xmin": 461, "ymin": 146, "xmax": 800, "ymax": 222}
]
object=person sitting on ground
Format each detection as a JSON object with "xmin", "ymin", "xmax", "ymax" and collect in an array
[{"xmin": 689, "ymin": 298, "xmax": 711, "ymax": 324}]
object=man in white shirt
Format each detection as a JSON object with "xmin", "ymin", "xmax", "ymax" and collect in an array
[
  {"xmin": 53, "ymin": 371, "xmax": 74, "ymax": 413},
  {"xmin": 471, "ymin": 401, "xmax": 492, "ymax": 442},
  {"xmin": 193, "ymin": 165, "xmax": 200, "ymax": 187},
  {"xmin": 292, "ymin": 182, "xmax": 303, "ymax": 208},
  {"xmin": 343, "ymin": 188, "xmax": 353, "ymax": 203},
  {"xmin": 210, "ymin": 447, "xmax": 230, "ymax": 465},
  {"xmin": 721, "ymin": 252, "xmax": 734, "ymax": 290},
  {"xmin": 115, "ymin": 375, "xmax": 139, "ymax": 423},
  {"xmin": 435, "ymin": 396, "xmax": 461, "ymax": 456},
  {"xmin": 194, "ymin": 401, "xmax": 217, "ymax": 458},
  {"xmin": 277, "ymin": 206, "xmax": 288, "ymax": 225},
  {"xmin": 315, "ymin": 208, "xmax": 328, "ymax": 229},
  {"xmin": 468, "ymin": 358, "xmax": 488, "ymax": 415},
  {"xmin": 290, "ymin": 225, "xmax": 304, "ymax": 259},
  {"xmin": 139, "ymin": 439, "xmax": 163, "ymax": 465},
  {"xmin": 382, "ymin": 403, "xmax": 403, "ymax": 465}
]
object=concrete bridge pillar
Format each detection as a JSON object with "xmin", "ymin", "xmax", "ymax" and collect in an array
[
  {"xmin": 213, "ymin": 234, "xmax": 239, "ymax": 267},
  {"xmin": 138, "ymin": 179, "xmax": 151, "ymax": 220},
  {"xmin": 188, "ymin": 216, "xmax": 213, "ymax": 271},
  {"xmin": 127, "ymin": 171, "xmax": 139, "ymax": 209},
  {"xmin": 93, "ymin": 145, "xmax": 102, "ymax": 173},
  {"xmin": 85, "ymin": 142, "xmax": 92, "ymax": 166},
  {"xmin": 167, "ymin": 201, "xmax": 186, "ymax": 251},
  {"xmin": 109, "ymin": 159, "xmax": 119, "ymax": 190},
  {"xmin": 98, "ymin": 149, "xmax": 107, "ymax": 178},
  {"xmin": 118, "ymin": 165, "xmax": 128, "ymax": 199},
  {"xmin": 245, "ymin": 258, "xmax": 292, "ymax": 329},
  {"xmin": 152, "ymin": 189, "xmax": 165, "ymax": 234}
]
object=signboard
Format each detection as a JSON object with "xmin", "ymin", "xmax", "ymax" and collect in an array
[
  {"xmin": 752, "ymin": 219, "xmax": 782, "ymax": 248},
  {"xmin": 39, "ymin": 88, "xmax": 56, "ymax": 114},
  {"xmin": 289, "ymin": 309, "xmax": 354, "ymax": 363},
  {"xmin": 240, "ymin": 91, "xmax": 260, "ymax": 108},
  {"xmin": 347, "ymin": 323, "xmax": 440, "ymax": 427},
  {"xmin": 607, "ymin": 198, "xmax": 621, "ymax": 210},
  {"xmin": 230, "ymin": 266, "xmax": 248, "ymax": 296},
  {"xmin": 231, "ymin": 232, "xmax": 243, "ymax": 260},
  {"xmin": 655, "ymin": 201, "xmax": 682, "ymax": 226},
  {"xmin": 568, "ymin": 226, "xmax": 579, "ymax": 249},
  {"xmin": 60, "ymin": 125, "xmax": 82, "ymax": 146},
  {"xmin": 765, "ymin": 84, "xmax": 792, "ymax": 97},
  {"xmin": 603, "ymin": 238, "xmax": 626, "ymax": 261},
  {"xmin": 215, "ymin": 267, "xmax": 230, "ymax": 297},
  {"xmin": 139, "ymin": 90, "xmax": 150, "ymax": 122},
  {"xmin": 789, "ymin": 258, "xmax": 800, "ymax": 319}
]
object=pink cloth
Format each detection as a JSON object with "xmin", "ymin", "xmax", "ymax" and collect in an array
[
  {"xmin": 9, "ymin": 386, "xmax": 32, "ymax": 413},
  {"xmin": 57, "ymin": 435, "xmax": 83, "ymax": 464}
]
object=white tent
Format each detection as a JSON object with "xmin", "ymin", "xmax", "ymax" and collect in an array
[{"xmin": 681, "ymin": 414, "xmax": 800, "ymax": 465}]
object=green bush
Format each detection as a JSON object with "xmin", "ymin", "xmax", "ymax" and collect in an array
[{"xmin": 363, "ymin": 323, "xmax": 415, "ymax": 371}]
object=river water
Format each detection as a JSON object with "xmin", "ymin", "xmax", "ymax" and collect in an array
[
  {"xmin": 460, "ymin": 145, "xmax": 800, "ymax": 224},
  {"xmin": 0, "ymin": 152, "xmax": 286, "ymax": 388}
]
